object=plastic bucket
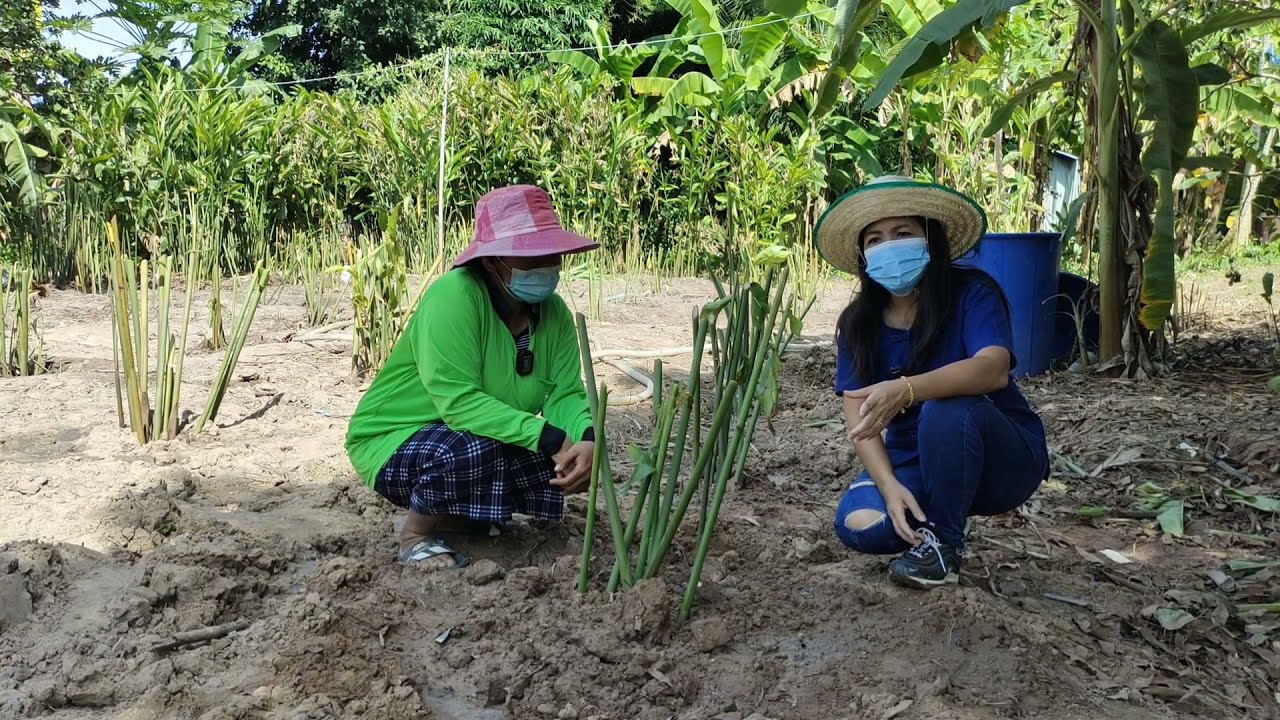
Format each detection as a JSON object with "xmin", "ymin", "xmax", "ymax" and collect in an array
[
  {"xmin": 1052, "ymin": 272, "xmax": 1100, "ymax": 363},
  {"xmin": 957, "ymin": 232, "xmax": 1063, "ymax": 377}
]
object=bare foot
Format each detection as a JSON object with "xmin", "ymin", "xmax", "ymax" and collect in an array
[{"xmin": 399, "ymin": 511, "xmax": 462, "ymax": 571}]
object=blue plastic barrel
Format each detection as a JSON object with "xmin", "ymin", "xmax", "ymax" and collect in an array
[
  {"xmin": 957, "ymin": 232, "xmax": 1063, "ymax": 377},
  {"xmin": 1052, "ymin": 272, "xmax": 1100, "ymax": 363}
]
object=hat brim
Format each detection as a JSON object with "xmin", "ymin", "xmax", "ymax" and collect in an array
[
  {"xmin": 454, "ymin": 228, "xmax": 600, "ymax": 268},
  {"xmin": 813, "ymin": 181, "xmax": 988, "ymax": 274}
]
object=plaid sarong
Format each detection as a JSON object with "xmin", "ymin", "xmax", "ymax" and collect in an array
[{"xmin": 374, "ymin": 423, "xmax": 563, "ymax": 523}]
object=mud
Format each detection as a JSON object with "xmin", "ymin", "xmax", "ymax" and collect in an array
[{"xmin": 2, "ymin": 273, "xmax": 1278, "ymax": 719}]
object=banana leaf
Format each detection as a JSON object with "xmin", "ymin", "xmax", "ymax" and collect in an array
[
  {"xmin": 863, "ymin": 0, "xmax": 1031, "ymax": 111},
  {"xmin": 1134, "ymin": 20, "xmax": 1198, "ymax": 331}
]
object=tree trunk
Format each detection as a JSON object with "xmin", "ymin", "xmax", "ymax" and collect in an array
[
  {"xmin": 1233, "ymin": 125, "xmax": 1276, "ymax": 252},
  {"xmin": 1094, "ymin": 0, "xmax": 1125, "ymax": 364}
]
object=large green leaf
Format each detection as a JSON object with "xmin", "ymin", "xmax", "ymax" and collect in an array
[
  {"xmin": 0, "ymin": 120, "xmax": 45, "ymax": 208},
  {"xmin": 1205, "ymin": 86, "xmax": 1280, "ymax": 129},
  {"xmin": 811, "ymin": 0, "xmax": 883, "ymax": 120},
  {"xmin": 1134, "ymin": 20, "xmax": 1198, "ymax": 332},
  {"xmin": 667, "ymin": 0, "xmax": 726, "ymax": 81},
  {"xmin": 741, "ymin": 16, "xmax": 790, "ymax": 69},
  {"xmin": 981, "ymin": 69, "xmax": 1075, "ymax": 138},
  {"xmin": 1181, "ymin": 9, "xmax": 1280, "ymax": 45},
  {"xmin": 863, "ymin": 0, "xmax": 1031, "ymax": 111},
  {"xmin": 549, "ymin": 50, "xmax": 600, "ymax": 77},
  {"xmin": 1135, "ymin": 21, "xmax": 1199, "ymax": 174},
  {"xmin": 766, "ymin": 0, "xmax": 809, "ymax": 16},
  {"xmin": 884, "ymin": 0, "xmax": 946, "ymax": 35},
  {"xmin": 1191, "ymin": 63, "xmax": 1230, "ymax": 86},
  {"xmin": 631, "ymin": 77, "xmax": 678, "ymax": 97}
]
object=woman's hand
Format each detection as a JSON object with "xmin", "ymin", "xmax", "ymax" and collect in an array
[
  {"xmin": 882, "ymin": 479, "xmax": 927, "ymax": 545},
  {"xmin": 843, "ymin": 379, "xmax": 912, "ymax": 442},
  {"xmin": 552, "ymin": 441, "xmax": 595, "ymax": 494}
]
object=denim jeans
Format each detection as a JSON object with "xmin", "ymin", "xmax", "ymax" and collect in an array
[{"xmin": 833, "ymin": 395, "xmax": 1048, "ymax": 553}]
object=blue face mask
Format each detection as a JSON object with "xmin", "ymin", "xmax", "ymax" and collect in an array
[
  {"xmin": 502, "ymin": 263, "xmax": 561, "ymax": 304},
  {"xmin": 864, "ymin": 237, "xmax": 931, "ymax": 296}
]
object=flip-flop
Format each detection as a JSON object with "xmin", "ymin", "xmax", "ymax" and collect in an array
[{"xmin": 398, "ymin": 538, "xmax": 471, "ymax": 569}]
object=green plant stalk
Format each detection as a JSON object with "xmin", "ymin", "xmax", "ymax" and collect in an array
[
  {"xmin": 652, "ymin": 358, "xmax": 664, "ymax": 415},
  {"xmin": 197, "ymin": 264, "xmax": 268, "ymax": 433},
  {"xmin": 139, "ymin": 260, "xmax": 149, "ymax": 393},
  {"xmin": 166, "ymin": 250, "xmax": 198, "ymax": 439},
  {"xmin": 578, "ymin": 395, "xmax": 607, "ymax": 594},
  {"xmin": 1237, "ymin": 603, "xmax": 1280, "ymax": 614},
  {"xmin": 154, "ymin": 257, "xmax": 173, "ymax": 437},
  {"xmin": 608, "ymin": 385, "xmax": 680, "ymax": 590},
  {"xmin": 209, "ymin": 274, "xmax": 226, "ymax": 351},
  {"xmin": 1, "ymin": 269, "xmax": 10, "ymax": 374},
  {"xmin": 657, "ymin": 312, "xmax": 707, "ymax": 549},
  {"xmin": 595, "ymin": 383, "xmax": 632, "ymax": 590},
  {"xmin": 111, "ymin": 305, "xmax": 124, "ymax": 427},
  {"xmin": 608, "ymin": 452, "xmax": 658, "ymax": 594},
  {"xmin": 108, "ymin": 221, "xmax": 148, "ymax": 446},
  {"xmin": 635, "ymin": 387, "xmax": 683, "ymax": 579},
  {"xmin": 1095, "ymin": 0, "xmax": 1124, "ymax": 362},
  {"xmin": 646, "ymin": 379, "xmax": 740, "ymax": 577},
  {"xmin": 682, "ymin": 266, "xmax": 789, "ymax": 620},
  {"xmin": 16, "ymin": 269, "xmax": 31, "ymax": 377}
]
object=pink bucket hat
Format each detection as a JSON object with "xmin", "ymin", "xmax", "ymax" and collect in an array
[{"xmin": 453, "ymin": 185, "xmax": 599, "ymax": 268}]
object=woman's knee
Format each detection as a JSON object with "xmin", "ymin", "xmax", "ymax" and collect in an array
[
  {"xmin": 918, "ymin": 396, "xmax": 985, "ymax": 437},
  {"xmin": 833, "ymin": 507, "xmax": 902, "ymax": 554}
]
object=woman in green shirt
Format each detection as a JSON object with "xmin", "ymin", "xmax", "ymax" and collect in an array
[{"xmin": 345, "ymin": 185, "xmax": 599, "ymax": 571}]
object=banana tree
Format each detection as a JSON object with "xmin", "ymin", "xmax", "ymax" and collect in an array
[
  {"xmin": 819, "ymin": 0, "xmax": 1280, "ymax": 372},
  {"xmin": 0, "ymin": 105, "xmax": 57, "ymax": 209},
  {"xmin": 554, "ymin": 0, "xmax": 834, "ymax": 121}
]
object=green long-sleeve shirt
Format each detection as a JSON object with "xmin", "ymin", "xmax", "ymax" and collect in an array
[{"xmin": 344, "ymin": 267, "xmax": 594, "ymax": 486}]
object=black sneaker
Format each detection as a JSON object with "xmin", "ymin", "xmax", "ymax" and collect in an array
[{"xmin": 889, "ymin": 529, "xmax": 961, "ymax": 589}]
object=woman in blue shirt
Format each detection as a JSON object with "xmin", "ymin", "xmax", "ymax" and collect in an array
[{"xmin": 814, "ymin": 176, "xmax": 1049, "ymax": 589}]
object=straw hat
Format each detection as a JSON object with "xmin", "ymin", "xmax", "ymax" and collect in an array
[
  {"xmin": 813, "ymin": 175, "xmax": 988, "ymax": 274},
  {"xmin": 454, "ymin": 185, "xmax": 599, "ymax": 267}
]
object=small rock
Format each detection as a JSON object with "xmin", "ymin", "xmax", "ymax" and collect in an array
[
  {"xmin": 464, "ymin": 560, "xmax": 504, "ymax": 586},
  {"xmin": 66, "ymin": 687, "xmax": 114, "ymax": 707},
  {"xmin": 0, "ymin": 575, "xmax": 33, "ymax": 631},
  {"xmin": 558, "ymin": 703, "xmax": 580, "ymax": 719},
  {"xmin": 506, "ymin": 566, "xmax": 545, "ymax": 598},
  {"xmin": 620, "ymin": 577, "xmax": 670, "ymax": 644},
  {"xmin": 537, "ymin": 703, "xmax": 559, "ymax": 716},
  {"xmin": 691, "ymin": 616, "xmax": 732, "ymax": 653},
  {"xmin": 444, "ymin": 647, "xmax": 473, "ymax": 669}
]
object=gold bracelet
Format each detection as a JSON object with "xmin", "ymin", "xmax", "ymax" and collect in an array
[{"xmin": 900, "ymin": 376, "xmax": 915, "ymax": 412}]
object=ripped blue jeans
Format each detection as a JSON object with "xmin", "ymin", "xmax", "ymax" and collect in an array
[{"xmin": 834, "ymin": 395, "xmax": 1048, "ymax": 553}]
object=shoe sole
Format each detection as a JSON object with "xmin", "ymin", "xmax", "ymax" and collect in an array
[{"xmin": 889, "ymin": 571, "xmax": 959, "ymax": 590}]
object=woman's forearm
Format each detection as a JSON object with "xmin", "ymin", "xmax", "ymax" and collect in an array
[
  {"xmin": 908, "ymin": 349, "xmax": 1009, "ymax": 403},
  {"xmin": 855, "ymin": 437, "xmax": 900, "ymax": 492}
]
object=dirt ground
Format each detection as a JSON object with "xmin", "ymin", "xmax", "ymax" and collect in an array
[{"xmin": 1, "ymin": 270, "xmax": 1278, "ymax": 720}]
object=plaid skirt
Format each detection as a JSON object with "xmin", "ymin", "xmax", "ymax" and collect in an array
[{"xmin": 374, "ymin": 423, "xmax": 563, "ymax": 523}]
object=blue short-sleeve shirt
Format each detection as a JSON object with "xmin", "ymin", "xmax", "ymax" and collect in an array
[{"xmin": 835, "ymin": 276, "xmax": 1045, "ymax": 452}]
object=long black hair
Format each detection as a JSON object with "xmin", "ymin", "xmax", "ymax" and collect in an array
[{"xmin": 836, "ymin": 217, "xmax": 1008, "ymax": 382}]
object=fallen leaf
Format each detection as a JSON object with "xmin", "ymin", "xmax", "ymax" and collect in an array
[
  {"xmin": 1156, "ymin": 500, "xmax": 1185, "ymax": 537},
  {"xmin": 435, "ymin": 628, "xmax": 452, "ymax": 644},
  {"xmin": 1101, "ymin": 549, "xmax": 1134, "ymax": 565},
  {"xmin": 647, "ymin": 667, "xmax": 673, "ymax": 687},
  {"xmin": 1078, "ymin": 505, "xmax": 1110, "ymax": 518},
  {"xmin": 1147, "ymin": 606, "xmax": 1196, "ymax": 631},
  {"xmin": 883, "ymin": 699, "xmax": 913, "ymax": 719}
]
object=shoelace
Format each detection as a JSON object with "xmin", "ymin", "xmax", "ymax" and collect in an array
[{"xmin": 906, "ymin": 528, "xmax": 947, "ymax": 568}]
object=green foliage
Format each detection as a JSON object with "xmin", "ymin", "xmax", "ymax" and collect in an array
[
  {"xmin": 861, "ymin": 0, "xmax": 1030, "ymax": 110},
  {"xmin": 239, "ymin": 0, "xmax": 609, "ymax": 88},
  {"xmin": 1134, "ymin": 20, "xmax": 1199, "ymax": 331}
]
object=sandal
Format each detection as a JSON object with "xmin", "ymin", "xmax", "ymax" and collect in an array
[{"xmin": 398, "ymin": 538, "xmax": 471, "ymax": 569}]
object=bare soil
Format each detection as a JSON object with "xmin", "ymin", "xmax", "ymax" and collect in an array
[{"xmin": 1, "ymin": 271, "xmax": 1278, "ymax": 720}]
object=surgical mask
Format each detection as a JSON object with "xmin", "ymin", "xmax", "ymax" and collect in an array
[
  {"xmin": 502, "ymin": 262, "xmax": 561, "ymax": 304},
  {"xmin": 864, "ymin": 237, "xmax": 930, "ymax": 296}
]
